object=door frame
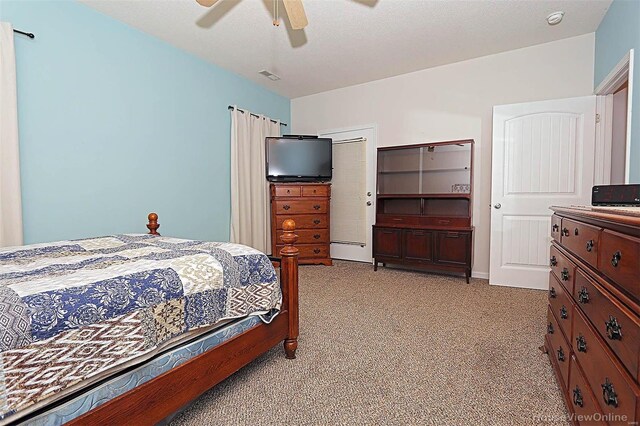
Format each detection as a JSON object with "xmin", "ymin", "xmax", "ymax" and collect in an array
[
  {"xmin": 318, "ymin": 124, "xmax": 378, "ymax": 263},
  {"xmin": 595, "ymin": 49, "xmax": 634, "ymax": 184}
]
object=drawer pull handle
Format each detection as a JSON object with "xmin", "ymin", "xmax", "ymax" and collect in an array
[
  {"xmin": 313, "ymin": 219, "xmax": 321, "ymax": 225},
  {"xmin": 557, "ymin": 347, "xmax": 565, "ymax": 362},
  {"xmin": 576, "ymin": 335, "xmax": 587, "ymax": 353},
  {"xmin": 313, "ymin": 234, "xmax": 321, "ymax": 239},
  {"xmin": 572, "ymin": 387, "xmax": 584, "ymax": 408},
  {"xmin": 547, "ymin": 322, "xmax": 554, "ymax": 334},
  {"xmin": 605, "ymin": 316, "xmax": 623, "ymax": 340},
  {"xmin": 549, "ymin": 287, "xmax": 557, "ymax": 298},
  {"xmin": 286, "ymin": 189, "xmax": 291, "ymax": 193},
  {"xmin": 578, "ymin": 287, "xmax": 589, "ymax": 304},
  {"xmin": 313, "ymin": 248, "xmax": 321, "ymax": 254},
  {"xmin": 574, "ymin": 228, "xmax": 579, "ymax": 236},
  {"xmin": 283, "ymin": 205, "xmax": 291, "ymax": 211},
  {"xmin": 562, "ymin": 227, "xmax": 569, "ymax": 237},
  {"xmin": 559, "ymin": 305, "xmax": 568, "ymax": 319},
  {"xmin": 560, "ymin": 268, "xmax": 570, "ymax": 281},
  {"xmin": 611, "ymin": 251, "xmax": 621, "ymax": 267},
  {"xmin": 552, "ymin": 224, "xmax": 559, "ymax": 232},
  {"xmin": 585, "ymin": 240, "xmax": 594, "ymax": 252},
  {"xmin": 313, "ymin": 205, "xmax": 321, "ymax": 210},
  {"xmin": 549, "ymin": 256, "xmax": 557, "ymax": 267},
  {"xmin": 601, "ymin": 379, "xmax": 618, "ymax": 408}
]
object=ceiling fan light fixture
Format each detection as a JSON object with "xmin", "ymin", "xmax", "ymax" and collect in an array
[
  {"xmin": 259, "ymin": 70, "xmax": 281, "ymax": 81},
  {"xmin": 547, "ymin": 11, "xmax": 564, "ymax": 26}
]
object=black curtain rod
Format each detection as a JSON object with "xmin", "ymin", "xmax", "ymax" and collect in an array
[
  {"xmin": 13, "ymin": 29, "xmax": 35, "ymax": 39},
  {"xmin": 228, "ymin": 106, "xmax": 287, "ymax": 127}
]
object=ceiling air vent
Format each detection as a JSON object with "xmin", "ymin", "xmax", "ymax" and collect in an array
[{"xmin": 259, "ymin": 70, "xmax": 281, "ymax": 81}]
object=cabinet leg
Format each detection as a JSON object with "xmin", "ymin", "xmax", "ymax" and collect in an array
[
  {"xmin": 374, "ymin": 260, "xmax": 378, "ymax": 271},
  {"xmin": 465, "ymin": 270, "xmax": 470, "ymax": 284}
]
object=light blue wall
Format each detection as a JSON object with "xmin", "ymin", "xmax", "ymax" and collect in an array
[
  {"xmin": 594, "ymin": 0, "xmax": 640, "ymax": 183},
  {"xmin": 0, "ymin": 0, "xmax": 290, "ymax": 244}
]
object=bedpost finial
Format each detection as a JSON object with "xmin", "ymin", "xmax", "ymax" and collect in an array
[
  {"xmin": 283, "ymin": 219, "xmax": 295, "ymax": 232},
  {"xmin": 279, "ymin": 219, "xmax": 298, "ymax": 255},
  {"xmin": 147, "ymin": 212, "xmax": 160, "ymax": 236}
]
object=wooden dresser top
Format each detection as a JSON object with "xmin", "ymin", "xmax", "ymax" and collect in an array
[{"xmin": 551, "ymin": 206, "xmax": 640, "ymax": 237}]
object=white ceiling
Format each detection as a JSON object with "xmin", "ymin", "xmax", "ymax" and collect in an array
[{"xmin": 80, "ymin": 0, "xmax": 612, "ymax": 99}]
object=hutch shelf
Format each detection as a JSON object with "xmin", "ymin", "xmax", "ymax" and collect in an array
[{"xmin": 372, "ymin": 139, "xmax": 474, "ymax": 282}]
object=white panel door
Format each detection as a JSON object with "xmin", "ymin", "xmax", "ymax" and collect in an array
[
  {"xmin": 490, "ymin": 96, "xmax": 596, "ymax": 289},
  {"xmin": 319, "ymin": 126, "xmax": 376, "ymax": 263}
]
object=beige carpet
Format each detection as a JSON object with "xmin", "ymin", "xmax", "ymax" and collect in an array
[{"xmin": 171, "ymin": 261, "xmax": 569, "ymax": 425}]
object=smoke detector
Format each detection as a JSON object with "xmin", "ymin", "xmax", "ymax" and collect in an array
[
  {"xmin": 259, "ymin": 70, "xmax": 281, "ymax": 81},
  {"xmin": 547, "ymin": 11, "xmax": 564, "ymax": 25}
]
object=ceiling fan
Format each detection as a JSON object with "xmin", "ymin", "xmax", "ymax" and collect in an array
[{"xmin": 195, "ymin": 0, "xmax": 309, "ymax": 30}]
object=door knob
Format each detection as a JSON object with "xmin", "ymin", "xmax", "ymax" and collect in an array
[
  {"xmin": 494, "ymin": 203, "xmax": 501, "ymax": 209},
  {"xmin": 366, "ymin": 201, "xmax": 372, "ymax": 206}
]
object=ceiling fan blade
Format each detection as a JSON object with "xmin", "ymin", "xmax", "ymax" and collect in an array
[
  {"xmin": 282, "ymin": 0, "xmax": 308, "ymax": 30},
  {"xmin": 195, "ymin": 0, "xmax": 220, "ymax": 7}
]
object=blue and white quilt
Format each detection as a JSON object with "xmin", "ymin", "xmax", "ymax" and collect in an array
[{"xmin": 0, "ymin": 234, "xmax": 280, "ymax": 422}]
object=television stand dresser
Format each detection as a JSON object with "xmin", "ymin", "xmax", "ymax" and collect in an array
[
  {"xmin": 545, "ymin": 206, "xmax": 639, "ymax": 424},
  {"xmin": 270, "ymin": 182, "xmax": 332, "ymax": 266},
  {"xmin": 372, "ymin": 139, "xmax": 473, "ymax": 282}
]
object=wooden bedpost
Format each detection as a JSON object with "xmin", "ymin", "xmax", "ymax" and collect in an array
[
  {"xmin": 147, "ymin": 213, "xmax": 160, "ymax": 235},
  {"xmin": 279, "ymin": 219, "xmax": 299, "ymax": 359}
]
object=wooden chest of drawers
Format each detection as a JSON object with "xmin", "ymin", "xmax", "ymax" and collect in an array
[
  {"xmin": 545, "ymin": 207, "xmax": 640, "ymax": 425},
  {"xmin": 270, "ymin": 183, "xmax": 332, "ymax": 266}
]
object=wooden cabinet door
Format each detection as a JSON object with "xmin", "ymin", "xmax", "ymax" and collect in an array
[
  {"xmin": 403, "ymin": 229, "xmax": 433, "ymax": 262},
  {"xmin": 373, "ymin": 227, "xmax": 402, "ymax": 259},
  {"xmin": 435, "ymin": 231, "xmax": 470, "ymax": 266}
]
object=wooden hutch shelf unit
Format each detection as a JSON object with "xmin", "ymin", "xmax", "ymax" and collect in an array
[
  {"xmin": 270, "ymin": 182, "xmax": 332, "ymax": 266},
  {"xmin": 372, "ymin": 139, "xmax": 473, "ymax": 282}
]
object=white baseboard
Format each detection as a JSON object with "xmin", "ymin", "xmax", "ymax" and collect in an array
[{"xmin": 472, "ymin": 271, "xmax": 489, "ymax": 280}]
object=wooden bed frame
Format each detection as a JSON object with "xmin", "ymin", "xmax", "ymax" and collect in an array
[{"xmin": 66, "ymin": 213, "xmax": 299, "ymax": 425}]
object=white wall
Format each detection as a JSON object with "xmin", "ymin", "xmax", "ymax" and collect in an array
[{"xmin": 292, "ymin": 33, "xmax": 595, "ymax": 279}]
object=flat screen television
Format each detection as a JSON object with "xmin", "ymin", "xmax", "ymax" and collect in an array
[{"xmin": 266, "ymin": 136, "xmax": 332, "ymax": 182}]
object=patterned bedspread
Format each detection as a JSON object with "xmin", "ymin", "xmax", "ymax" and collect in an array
[{"xmin": 0, "ymin": 234, "xmax": 280, "ymax": 422}]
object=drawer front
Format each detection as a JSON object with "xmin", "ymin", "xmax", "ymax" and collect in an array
[
  {"xmin": 276, "ymin": 229, "xmax": 329, "ymax": 244},
  {"xmin": 599, "ymin": 230, "xmax": 640, "ymax": 301},
  {"xmin": 276, "ymin": 244, "xmax": 329, "ymax": 259},
  {"xmin": 575, "ymin": 270, "xmax": 640, "ymax": 380},
  {"xmin": 435, "ymin": 231, "xmax": 470, "ymax": 266},
  {"xmin": 373, "ymin": 227, "xmax": 402, "ymax": 259},
  {"xmin": 569, "ymin": 356, "xmax": 606, "ymax": 424},
  {"xmin": 274, "ymin": 185, "xmax": 301, "ymax": 197},
  {"xmin": 549, "ymin": 273, "xmax": 573, "ymax": 340},
  {"xmin": 572, "ymin": 308, "xmax": 639, "ymax": 422},
  {"xmin": 275, "ymin": 214, "xmax": 327, "ymax": 230},
  {"xmin": 561, "ymin": 218, "xmax": 600, "ymax": 268},
  {"xmin": 551, "ymin": 214, "xmax": 562, "ymax": 242},
  {"xmin": 376, "ymin": 214, "xmax": 423, "ymax": 226},
  {"xmin": 403, "ymin": 229, "xmax": 433, "ymax": 262},
  {"xmin": 421, "ymin": 217, "xmax": 471, "ymax": 227},
  {"xmin": 546, "ymin": 305, "xmax": 570, "ymax": 386},
  {"xmin": 275, "ymin": 200, "xmax": 328, "ymax": 215},
  {"xmin": 301, "ymin": 185, "xmax": 329, "ymax": 197},
  {"xmin": 550, "ymin": 245, "xmax": 576, "ymax": 294}
]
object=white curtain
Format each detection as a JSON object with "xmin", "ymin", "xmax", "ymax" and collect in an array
[
  {"xmin": 0, "ymin": 23, "xmax": 23, "ymax": 247},
  {"xmin": 230, "ymin": 107, "xmax": 280, "ymax": 253}
]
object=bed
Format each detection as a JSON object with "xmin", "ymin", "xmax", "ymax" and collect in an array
[{"xmin": 0, "ymin": 213, "xmax": 299, "ymax": 425}]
